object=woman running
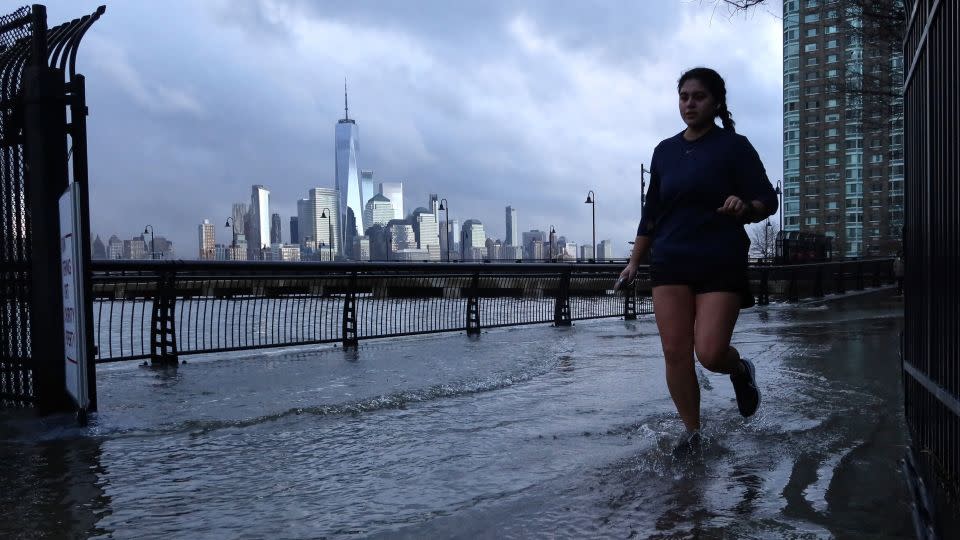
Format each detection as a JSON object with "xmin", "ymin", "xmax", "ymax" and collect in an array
[{"xmin": 619, "ymin": 67, "xmax": 779, "ymax": 455}]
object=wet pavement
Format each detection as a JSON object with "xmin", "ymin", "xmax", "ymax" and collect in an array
[{"xmin": 1, "ymin": 289, "xmax": 913, "ymax": 538}]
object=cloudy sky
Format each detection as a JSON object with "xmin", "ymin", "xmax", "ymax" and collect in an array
[{"xmin": 43, "ymin": 0, "xmax": 783, "ymax": 257}]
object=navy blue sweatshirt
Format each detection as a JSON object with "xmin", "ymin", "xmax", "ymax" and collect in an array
[{"xmin": 637, "ymin": 126, "xmax": 778, "ymax": 271}]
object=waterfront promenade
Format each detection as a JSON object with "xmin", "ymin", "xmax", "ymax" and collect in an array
[{"xmin": 0, "ymin": 289, "xmax": 911, "ymax": 538}]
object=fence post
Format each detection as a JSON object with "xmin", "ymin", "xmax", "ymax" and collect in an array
[
  {"xmin": 150, "ymin": 269, "xmax": 179, "ymax": 365},
  {"xmin": 855, "ymin": 262, "xmax": 864, "ymax": 290},
  {"xmin": 341, "ymin": 271, "xmax": 358, "ymax": 348},
  {"xmin": 814, "ymin": 265, "xmax": 824, "ymax": 297},
  {"xmin": 623, "ymin": 281, "xmax": 637, "ymax": 320},
  {"xmin": 466, "ymin": 273, "xmax": 480, "ymax": 335},
  {"xmin": 758, "ymin": 268, "xmax": 769, "ymax": 306},
  {"xmin": 787, "ymin": 269, "xmax": 799, "ymax": 302},
  {"xmin": 872, "ymin": 261, "xmax": 881, "ymax": 288},
  {"xmin": 554, "ymin": 271, "xmax": 572, "ymax": 326},
  {"xmin": 835, "ymin": 265, "xmax": 846, "ymax": 294}
]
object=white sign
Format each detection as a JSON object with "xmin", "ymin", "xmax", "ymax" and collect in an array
[{"xmin": 59, "ymin": 183, "xmax": 88, "ymax": 410}]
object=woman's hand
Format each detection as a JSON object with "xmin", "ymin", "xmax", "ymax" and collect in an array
[
  {"xmin": 717, "ymin": 195, "xmax": 748, "ymax": 218},
  {"xmin": 616, "ymin": 263, "xmax": 638, "ymax": 290}
]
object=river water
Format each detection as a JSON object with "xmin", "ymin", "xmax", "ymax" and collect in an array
[{"xmin": 1, "ymin": 290, "xmax": 913, "ymax": 538}]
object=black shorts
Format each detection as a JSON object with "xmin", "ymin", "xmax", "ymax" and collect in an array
[{"xmin": 650, "ymin": 265, "xmax": 755, "ymax": 309}]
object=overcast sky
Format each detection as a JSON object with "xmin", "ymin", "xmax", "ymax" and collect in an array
[{"xmin": 44, "ymin": 0, "xmax": 783, "ymax": 257}]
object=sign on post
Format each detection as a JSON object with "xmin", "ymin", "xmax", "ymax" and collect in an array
[{"xmin": 59, "ymin": 182, "xmax": 89, "ymax": 414}]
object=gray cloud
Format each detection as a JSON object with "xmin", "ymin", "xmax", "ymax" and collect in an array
[{"xmin": 43, "ymin": 0, "xmax": 782, "ymax": 257}]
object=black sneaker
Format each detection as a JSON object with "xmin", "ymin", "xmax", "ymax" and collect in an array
[
  {"xmin": 731, "ymin": 358, "xmax": 761, "ymax": 418},
  {"xmin": 671, "ymin": 430, "xmax": 702, "ymax": 460}
]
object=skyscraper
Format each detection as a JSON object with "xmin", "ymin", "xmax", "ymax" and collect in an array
[
  {"xmin": 310, "ymin": 187, "xmax": 340, "ymax": 259},
  {"xmin": 92, "ymin": 235, "xmax": 106, "ymax": 259},
  {"xmin": 248, "ymin": 185, "xmax": 270, "ymax": 260},
  {"xmin": 505, "ymin": 206, "xmax": 518, "ymax": 246},
  {"xmin": 335, "ymin": 82, "xmax": 363, "ymax": 258},
  {"xmin": 379, "ymin": 182, "xmax": 404, "ymax": 220},
  {"xmin": 364, "ymin": 194, "xmax": 395, "ymax": 230},
  {"xmin": 783, "ymin": 0, "xmax": 903, "ymax": 256},
  {"xmin": 360, "ymin": 169, "xmax": 375, "ymax": 223},
  {"xmin": 296, "ymin": 198, "xmax": 312, "ymax": 246},
  {"xmin": 270, "ymin": 213, "xmax": 282, "ymax": 245},
  {"xmin": 289, "ymin": 216, "xmax": 299, "ymax": 245},
  {"xmin": 461, "ymin": 219, "xmax": 487, "ymax": 261},
  {"xmin": 198, "ymin": 219, "xmax": 215, "ymax": 260}
]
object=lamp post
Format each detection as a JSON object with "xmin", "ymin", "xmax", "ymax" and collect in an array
[
  {"xmin": 438, "ymin": 198, "xmax": 450, "ymax": 262},
  {"xmin": 143, "ymin": 225, "xmax": 155, "ymax": 260},
  {"xmin": 775, "ymin": 179, "xmax": 783, "ymax": 232},
  {"xmin": 548, "ymin": 225, "xmax": 556, "ymax": 262},
  {"xmin": 224, "ymin": 217, "xmax": 236, "ymax": 261},
  {"xmin": 640, "ymin": 163, "xmax": 651, "ymax": 212},
  {"xmin": 320, "ymin": 208, "xmax": 333, "ymax": 261},
  {"xmin": 585, "ymin": 190, "xmax": 595, "ymax": 262}
]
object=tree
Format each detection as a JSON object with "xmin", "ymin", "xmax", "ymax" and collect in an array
[
  {"xmin": 748, "ymin": 220, "xmax": 779, "ymax": 261},
  {"xmin": 714, "ymin": 0, "xmax": 906, "ymax": 129}
]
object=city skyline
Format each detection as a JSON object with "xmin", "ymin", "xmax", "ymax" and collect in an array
[{"xmin": 49, "ymin": 1, "xmax": 784, "ymax": 256}]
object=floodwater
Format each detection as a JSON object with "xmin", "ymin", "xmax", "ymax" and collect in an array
[{"xmin": 1, "ymin": 290, "xmax": 913, "ymax": 538}]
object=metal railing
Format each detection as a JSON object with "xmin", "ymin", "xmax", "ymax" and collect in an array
[
  {"xmin": 902, "ymin": 0, "xmax": 960, "ymax": 535},
  {"xmin": 89, "ymin": 259, "xmax": 894, "ymax": 365}
]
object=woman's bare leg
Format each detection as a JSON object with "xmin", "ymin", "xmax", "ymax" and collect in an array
[
  {"xmin": 692, "ymin": 292, "xmax": 743, "ymax": 375},
  {"xmin": 652, "ymin": 285, "xmax": 699, "ymax": 431}
]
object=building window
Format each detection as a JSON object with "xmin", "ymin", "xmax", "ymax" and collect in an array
[
  {"xmin": 826, "ymin": 143, "xmax": 839, "ymax": 151},
  {"xmin": 804, "ymin": 174, "xmax": 819, "ymax": 182},
  {"xmin": 805, "ymin": 70, "xmax": 820, "ymax": 80},
  {"xmin": 870, "ymin": 154, "xmax": 884, "ymax": 163},
  {"xmin": 804, "ymin": 43, "xmax": 818, "ymax": 52},
  {"xmin": 805, "ymin": 85, "xmax": 820, "ymax": 95},
  {"xmin": 805, "ymin": 100, "xmax": 820, "ymax": 109},
  {"xmin": 826, "ymin": 201, "xmax": 839, "ymax": 210},
  {"xmin": 806, "ymin": 144, "xmax": 819, "ymax": 153},
  {"xmin": 825, "ymin": 25, "xmax": 839, "ymax": 34},
  {"xmin": 827, "ymin": 69, "xmax": 840, "ymax": 77},
  {"xmin": 827, "ymin": 54, "xmax": 839, "ymax": 63},
  {"xmin": 806, "ymin": 128, "xmax": 819, "ymax": 137},
  {"xmin": 825, "ymin": 113, "xmax": 840, "ymax": 122},
  {"xmin": 807, "ymin": 57, "xmax": 819, "ymax": 66},
  {"xmin": 804, "ymin": 13, "xmax": 821, "ymax": 23},
  {"xmin": 805, "ymin": 217, "xmax": 819, "ymax": 225},
  {"xmin": 826, "ymin": 157, "xmax": 839, "ymax": 165},
  {"xmin": 826, "ymin": 98, "xmax": 839, "ymax": 107},
  {"xmin": 825, "ymin": 172, "xmax": 841, "ymax": 181},
  {"xmin": 826, "ymin": 128, "xmax": 840, "ymax": 136},
  {"xmin": 826, "ymin": 39, "xmax": 839, "ymax": 49},
  {"xmin": 807, "ymin": 159, "xmax": 820, "ymax": 167}
]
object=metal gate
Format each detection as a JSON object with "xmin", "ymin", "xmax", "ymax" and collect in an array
[
  {"xmin": 0, "ymin": 5, "xmax": 103, "ymax": 410},
  {"xmin": 902, "ymin": 0, "xmax": 960, "ymax": 535}
]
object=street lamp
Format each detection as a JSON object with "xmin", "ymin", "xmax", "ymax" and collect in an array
[
  {"xmin": 640, "ymin": 163, "xmax": 651, "ymax": 211},
  {"xmin": 548, "ymin": 225, "xmax": 556, "ymax": 262},
  {"xmin": 585, "ymin": 190, "xmax": 596, "ymax": 262},
  {"xmin": 143, "ymin": 225, "xmax": 155, "ymax": 260},
  {"xmin": 320, "ymin": 208, "xmax": 333, "ymax": 261},
  {"xmin": 775, "ymin": 179, "xmax": 783, "ymax": 232},
  {"xmin": 438, "ymin": 198, "xmax": 450, "ymax": 262}
]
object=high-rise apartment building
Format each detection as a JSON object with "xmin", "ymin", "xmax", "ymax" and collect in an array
[
  {"xmin": 379, "ymin": 182, "xmax": 404, "ymax": 220},
  {"xmin": 296, "ymin": 198, "xmax": 312, "ymax": 246},
  {"xmin": 335, "ymin": 84, "xmax": 363, "ymax": 257},
  {"xmin": 198, "ymin": 219, "xmax": 215, "ymax": 260},
  {"xmin": 505, "ymin": 206, "xmax": 518, "ymax": 246},
  {"xmin": 783, "ymin": 0, "xmax": 903, "ymax": 256},
  {"xmin": 248, "ymin": 185, "xmax": 270, "ymax": 260}
]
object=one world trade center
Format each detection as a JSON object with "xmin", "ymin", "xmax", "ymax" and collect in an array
[{"xmin": 335, "ymin": 82, "xmax": 363, "ymax": 258}]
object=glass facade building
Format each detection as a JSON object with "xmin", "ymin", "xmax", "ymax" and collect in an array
[
  {"xmin": 248, "ymin": 185, "xmax": 270, "ymax": 260},
  {"xmin": 335, "ymin": 87, "xmax": 363, "ymax": 258}
]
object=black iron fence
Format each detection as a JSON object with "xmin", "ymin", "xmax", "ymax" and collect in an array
[
  {"xmin": 89, "ymin": 259, "xmax": 894, "ymax": 365},
  {"xmin": 902, "ymin": 0, "xmax": 960, "ymax": 535},
  {"xmin": 0, "ymin": 5, "xmax": 103, "ymax": 410}
]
